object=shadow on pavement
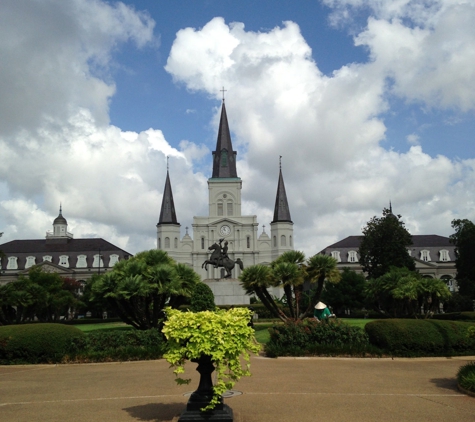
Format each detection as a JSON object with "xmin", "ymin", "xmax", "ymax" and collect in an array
[
  {"xmin": 430, "ymin": 377, "xmax": 459, "ymax": 391},
  {"xmin": 123, "ymin": 402, "xmax": 184, "ymax": 422}
]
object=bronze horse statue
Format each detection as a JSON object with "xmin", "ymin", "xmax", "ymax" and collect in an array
[{"xmin": 202, "ymin": 242, "xmax": 244, "ymax": 278}]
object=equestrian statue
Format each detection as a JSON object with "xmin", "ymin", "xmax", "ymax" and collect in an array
[{"xmin": 202, "ymin": 239, "xmax": 244, "ymax": 278}]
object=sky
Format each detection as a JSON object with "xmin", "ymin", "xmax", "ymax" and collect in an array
[{"xmin": 1, "ymin": 0, "xmax": 475, "ymax": 258}]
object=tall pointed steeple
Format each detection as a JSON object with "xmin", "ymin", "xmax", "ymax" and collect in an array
[
  {"xmin": 211, "ymin": 100, "xmax": 238, "ymax": 178},
  {"xmin": 272, "ymin": 157, "xmax": 292, "ymax": 223},
  {"xmin": 158, "ymin": 160, "xmax": 178, "ymax": 225}
]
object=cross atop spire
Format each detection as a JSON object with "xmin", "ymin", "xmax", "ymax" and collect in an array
[{"xmin": 220, "ymin": 86, "xmax": 227, "ymax": 102}]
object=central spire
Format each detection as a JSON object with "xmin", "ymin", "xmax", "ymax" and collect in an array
[{"xmin": 211, "ymin": 100, "xmax": 238, "ymax": 178}]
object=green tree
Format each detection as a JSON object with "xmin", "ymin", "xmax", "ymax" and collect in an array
[
  {"xmin": 359, "ymin": 207, "xmax": 415, "ymax": 279},
  {"xmin": 365, "ymin": 267, "xmax": 450, "ymax": 317},
  {"xmin": 450, "ymin": 219, "xmax": 475, "ymax": 299},
  {"xmin": 303, "ymin": 254, "xmax": 341, "ymax": 317},
  {"xmin": 90, "ymin": 249, "xmax": 199, "ymax": 330},
  {"xmin": 0, "ymin": 268, "xmax": 79, "ymax": 324},
  {"xmin": 321, "ymin": 268, "xmax": 366, "ymax": 314},
  {"xmin": 240, "ymin": 251, "xmax": 340, "ymax": 320},
  {"xmin": 189, "ymin": 282, "xmax": 216, "ymax": 312}
]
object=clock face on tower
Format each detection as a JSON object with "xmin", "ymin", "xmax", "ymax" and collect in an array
[{"xmin": 220, "ymin": 224, "xmax": 231, "ymax": 236}]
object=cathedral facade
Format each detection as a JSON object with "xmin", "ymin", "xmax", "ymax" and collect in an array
[{"xmin": 156, "ymin": 101, "xmax": 294, "ymax": 282}]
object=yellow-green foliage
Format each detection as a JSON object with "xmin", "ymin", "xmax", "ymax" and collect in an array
[{"xmin": 162, "ymin": 307, "xmax": 261, "ymax": 410}]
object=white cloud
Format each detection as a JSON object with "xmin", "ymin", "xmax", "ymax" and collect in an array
[
  {"xmin": 165, "ymin": 13, "xmax": 475, "ymax": 256},
  {"xmin": 0, "ymin": 0, "xmax": 205, "ymax": 253}
]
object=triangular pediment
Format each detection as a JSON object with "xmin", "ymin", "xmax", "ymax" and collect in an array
[
  {"xmin": 413, "ymin": 258, "xmax": 438, "ymax": 269},
  {"xmin": 19, "ymin": 261, "xmax": 74, "ymax": 275},
  {"xmin": 209, "ymin": 218, "xmax": 244, "ymax": 227}
]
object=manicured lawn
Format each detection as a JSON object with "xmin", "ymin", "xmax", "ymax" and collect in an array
[{"xmin": 73, "ymin": 322, "xmax": 130, "ymax": 332}]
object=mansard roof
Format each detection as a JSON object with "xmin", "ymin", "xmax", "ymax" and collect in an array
[
  {"xmin": 271, "ymin": 166, "xmax": 292, "ymax": 223},
  {"xmin": 0, "ymin": 238, "xmax": 131, "ymax": 255},
  {"xmin": 323, "ymin": 234, "xmax": 452, "ymax": 250},
  {"xmin": 211, "ymin": 101, "xmax": 238, "ymax": 179},
  {"xmin": 158, "ymin": 170, "xmax": 179, "ymax": 225}
]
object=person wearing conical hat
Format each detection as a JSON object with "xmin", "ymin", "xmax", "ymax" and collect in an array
[{"xmin": 314, "ymin": 302, "xmax": 335, "ymax": 321}]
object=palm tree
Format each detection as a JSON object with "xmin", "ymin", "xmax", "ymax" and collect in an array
[
  {"xmin": 304, "ymin": 254, "xmax": 341, "ymax": 317},
  {"xmin": 239, "ymin": 264, "xmax": 288, "ymax": 322},
  {"xmin": 271, "ymin": 261, "xmax": 304, "ymax": 318}
]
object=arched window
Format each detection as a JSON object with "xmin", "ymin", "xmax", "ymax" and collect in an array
[
  {"xmin": 76, "ymin": 255, "xmax": 87, "ymax": 268},
  {"xmin": 273, "ymin": 236, "xmax": 277, "ymax": 247},
  {"xmin": 348, "ymin": 251, "xmax": 358, "ymax": 263},
  {"xmin": 227, "ymin": 202, "xmax": 233, "ymax": 216},
  {"xmin": 25, "ymin": 256, "xmax": 36, "ymax": 268},
  {"xmin": 43, "ymin": 255, "xmax": 52, "ymax": 262},
  {"xmin": 165, "ymin": 237, "xmax": 170, "ymax": 249},
  {"xmin": 290, "ymin": 236, "xmax": 293, "ymax": 246},
  {"xmin": 439, "ymin": 250, "xmax": 450, "ymax": 262},
  {"xmin": 158, "ymin": 238, "xmax": 161, "ymax": 249},
  {"xmin": 281, "ymin": 235, "xmax": 286, "ymax": 246},
  {"xmin": 201, "ymin": 237, "xmax": 205, "ymax": 250},
  {"xmin": 221, "ymin": 149, "xmax": 228, "ymax": 167},
  {"xmin": 420, "ymin": 250, "xmax": 431, "ymax": 262},
  {"xmin": 59, "ymin": 255, "xmax": 69, "ymax": 267},
  {"xmin": 7, "ymin": 256, "xmax": 18, "ymax": 269},
  {"xmin": 109, "ymin": 254, "xmax": 119, "ymax": 266},
  {"xmin": 247, "ymin": 236, "xmax": 250, "ymax": 249},
  {"xmin": 331, "ymin": 251, "xmax": 341, "ymax": 262},
  {"xmin": 92, "ymin": 254, "xmax": 104, "ymax": 268},
  {"xmin": 174, "ymin": 237, "xmax": 178, "ymax": 248}
]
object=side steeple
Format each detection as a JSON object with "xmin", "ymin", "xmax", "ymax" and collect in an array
[
  {"xmin": 211, "ymin": 100, "xmax": 238, "ymax": 178},
  {"xmin": 271, "ymin": 157, "xmax": 292, "ymax": 223},
  {"xmin": 157, "ymin": 160, "xmax": 179, "ymax": 225}
]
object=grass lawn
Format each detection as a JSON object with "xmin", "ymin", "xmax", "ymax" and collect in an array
[{"xmin": 73, "ymin": 322, "xmax": 130, "ymax": 332}]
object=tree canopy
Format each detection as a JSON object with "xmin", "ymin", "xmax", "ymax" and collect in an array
[
  {"xmin": 239, "ymin": 251, "xmax": 340, "ymax": 321},
  {"xmin": 450, "ymin": 219, "xmax": 475, "ymax": 298},
  {"xmin": 90, "ymin": 249, "xmax": 200, "ymax": 330},
  {"xmin": 321, "ymin": 268, "xmax": 366, "ymax": 314},
  {"xmin": 359, "ymin": 207, "xmax": 415, "ymax": 279}
]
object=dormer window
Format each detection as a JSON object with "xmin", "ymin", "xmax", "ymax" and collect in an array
[
  {"xmin": 440, "ymin": 249, "xmax": 450, "ymax": 262},
  {"xmin": 25, "ymin": 256, "xmax": 36, "ymax": 268},
  {"xmin": 93, "ymin": 254, "xmax": 104, "ymax": 268},
  {"xmin": 331, "ymin": 251, "xmax": 341, "ymax": 262},
  {"xmin": 420, "ymin": 250, "xmax": 431, "ymax": 262},
  {"xmin": 59, "ymin": 255, "xmax": 69, "ymax": 267},
  {"xmin": 76, "ymin": 255, "xmax": 87, "ymax": 268},
  {"xmin": 43, "ymin": 256, "xmax": 52, "ymax": 262},
  {"xmin": 7, "ymin": 256, "xmax": 18, "ymax": 270},
  {"xmin": 348, "ymin": 251, "xmax": 358, "ymax": 263},
  {"xmin": 109, "ymin": 254, "xmax": 119, "ymax": 266}
]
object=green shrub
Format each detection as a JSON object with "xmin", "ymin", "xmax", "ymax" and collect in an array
[
  {"xmin": 76, "ymin": 328, "xmax": 166, "ymax": 362},
  {"xmin": 0, "ymin": 323, "xmax": 85, "ymax": 364},
  {"xmin": 365, "ymin": 319, "xmax": 475, "ymax": 357},
  {"xmin": 189, "ymin": 283, "xmax": 216, "ymax": 312},
  {"xmin": 431, "ymin": 312, "xmax": 475, "ymax": 321},
  {"xmin": 457, "ymin": 362, "xmax": 475, "ymax": 392},
  {"xmin": 265, "ymin": 319, "xmax": 371, "ymax": 357}
]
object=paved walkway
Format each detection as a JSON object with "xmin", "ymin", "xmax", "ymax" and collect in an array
[{"xmin": 1, "ymin": 356, "xmax": 475, "ymax": 422}]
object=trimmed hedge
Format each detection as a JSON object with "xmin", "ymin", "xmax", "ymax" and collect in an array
[
  {"xmin": 0, "ymin": 323, "xmax": 85, "ymax": 364},
  {"xmin": 431, "ymin": 312, "xmax": 475, "ymax": 321},
  {"xmin": 365, "ymin": 319, "xmax": 475, "ymax": 357},
  {"xmin": 265, "ymin": 319, "xmax": 373, "ymax": 357},
  {"xmin": 75, "ymin": 328, "xmax": 166, "ymax": 362}
]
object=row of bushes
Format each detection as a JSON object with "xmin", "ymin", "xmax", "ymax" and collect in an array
[
  {"xmin": 265, "ymin": 319, "xmax": 376, "ymax": 358},
  {"xmin": 0, "ymin": 324, "xmax": 166, "ymax": 364},
  {"xmin": 265, "ymin": 318, "xmax": 475, "ymax": 358}
]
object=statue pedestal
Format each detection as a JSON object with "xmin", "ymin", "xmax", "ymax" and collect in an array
[{"xmin": 202, "ymin": 278, "xmax": 250, "ymax": 306}]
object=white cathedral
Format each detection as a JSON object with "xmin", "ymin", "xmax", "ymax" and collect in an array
[{"xmin": 156, "ymin": 100, "xmax": 294, "ymax": 302}]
